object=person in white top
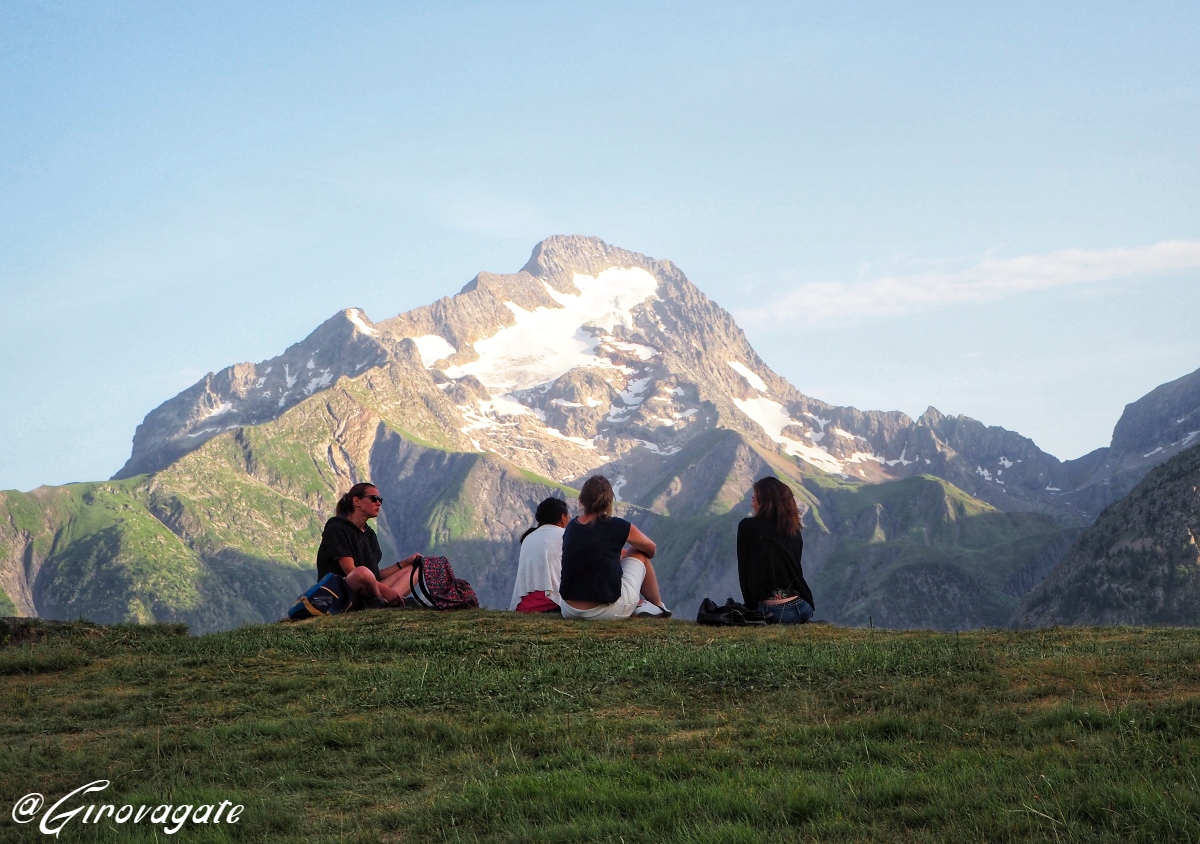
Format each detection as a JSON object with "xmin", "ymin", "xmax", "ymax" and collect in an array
[{"xmin": 508, "ymin": 498, "xmax": 570, "ymax": 613}]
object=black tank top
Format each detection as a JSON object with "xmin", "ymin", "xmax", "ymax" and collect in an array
[{"xmin": 559, "ymin": 516, "xmax": 632, "ymax": 605}]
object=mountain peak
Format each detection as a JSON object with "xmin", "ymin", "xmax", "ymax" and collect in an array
[{"xmin": 114, "ymin": 237, "xmax": 1167, "ymax": 526}]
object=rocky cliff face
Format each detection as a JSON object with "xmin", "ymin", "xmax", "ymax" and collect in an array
[
  {"xmin": 1014, "ymin": 443, "xmax": 1200, "ymax": 627},
  {"xmin": 115, "ymin": 309, "xmax": 392, "ymax": 478}
]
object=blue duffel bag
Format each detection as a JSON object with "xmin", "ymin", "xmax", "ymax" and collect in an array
[{"xmin": 287, "ymin": 573, "xmax": 354, "ymax": 620}]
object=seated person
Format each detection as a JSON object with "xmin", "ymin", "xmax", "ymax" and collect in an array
[
  {"xmin": 737, "ymin": 476, "xmax": 815, "ymax": 624},
  {"xmin": 316, "ymin": 482, "xmax": 420, "ymax": 608},
  {"xmin": 508, "ymin": 497, "xmax": 570, "ymax": 613},
  {"xmin": 559, "ymin": 475, "xmax": 671, "ymax": 620}
]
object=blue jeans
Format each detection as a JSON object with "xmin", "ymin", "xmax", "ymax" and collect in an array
[{"xmin": 758, "ymin": 598, "xmax": 813, "ymax": 624}]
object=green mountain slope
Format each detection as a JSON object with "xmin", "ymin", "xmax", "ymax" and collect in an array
[
  {"xmin": 0, "ymin": 381, "xmax": 576, "ymax": 631},
  {"xmin": 803, "ymin": 475, "xmax": 1079, "ymax": 630},
  {"xmin": 1015, "ymin": 444, "xmax": 1200, "ymax": 627},
  {"xmin": 0, "ymin": 477, "xmax": 313, "ymax": 633}
]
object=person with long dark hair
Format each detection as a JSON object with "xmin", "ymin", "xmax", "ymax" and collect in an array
[
  {"xmin": 316, "ymin": 482, "xmax": 418, "ymax": 607},
  {"xmin": 737, "ymin": 476, "xmax": 815, "ymax": 624},
  {"xmin": 508, "ymin": 497, "xmax": 570, "ymax": 613},
  {"xmin": 559, "ymin": 475, "xmax": 671, "ymax": 620}
]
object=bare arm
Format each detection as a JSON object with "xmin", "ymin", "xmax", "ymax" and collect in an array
[
  {"xmin": 624, "ymin": 524, "xmax": 656, "ymax": 559},
  {"xmin": 379, "ymin": 553, "xmax": 420, "ymax": 579}
]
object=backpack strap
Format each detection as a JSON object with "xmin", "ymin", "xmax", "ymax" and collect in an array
[
  {"xmin": 299, "ymin": 595, "xmax": 326, "ymax": 617},
  {"xmin": 408, "ymin": 556, "xmax": 435, "ymax": 608}
]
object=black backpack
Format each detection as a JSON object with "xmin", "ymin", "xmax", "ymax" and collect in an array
[{"xmin": 696, "ymin": 598, "xmax": 772, "ymax": 626}]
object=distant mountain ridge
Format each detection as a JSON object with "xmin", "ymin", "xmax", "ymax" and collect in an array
[{"xmin": 3, "ymin": 235, "xmax": 1198, "ymax": 631}]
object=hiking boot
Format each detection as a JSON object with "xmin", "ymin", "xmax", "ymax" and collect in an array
[{"xmin": 635, "ymin": 602, "xmax": 672, "ymax": 619}]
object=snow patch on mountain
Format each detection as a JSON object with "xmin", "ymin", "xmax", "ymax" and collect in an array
[
  {"xmin": 413, "ymin": 335, "xmax": 457, "ymax": 368},
  {"xmin": 803, "ymin": 411, "xmax": 831, "ymax": 442},
  {"xmin": 637, "ymin": 439, "xmax": 682, "ymax": 456},
  {"xmin": 348, "ymin": 309, "xmax": 379, "ymax": 336},
  {"xmin": 612, "ymin": 474, "xmax": 628, "ymax": 500},
  {"xmin": 846, "ymin": 451, "xmax": 884, "ymax": 465},
  {"xmin": 607, "ymin": 340, "xmax": 657, "ymax": 361},
  {"xmin": 618, "ymin": 376, "xmax": 653, "ymax": 406},
  {"xmin": 734, "ymin": 396, "xmax": 844, "ymax": 474},
  {"xmin": 305, "ymin": 370, "xmax": 334, "ymax": 395},
  {"xmin": 727, "ymin": 361, "xmax": 768, "ymax": 392},
  {"xmin": 544, "ymin": 428, "xmax": 597, "ymax": 449},
  {"xmin": 441, "ymin": 267, "xmax": 658, "ymax": 393}
]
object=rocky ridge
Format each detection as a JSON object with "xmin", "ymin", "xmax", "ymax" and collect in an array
[{"xmin": 112, "ymin": 235, "xmax": 1186, "ymax": 528}]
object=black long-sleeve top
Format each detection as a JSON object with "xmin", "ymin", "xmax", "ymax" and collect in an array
[{"xmin": 736, "ymin": 515, "xmax": 814, "ymax": 608}]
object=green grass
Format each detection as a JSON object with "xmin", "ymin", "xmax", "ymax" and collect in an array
[{"xmin": 2, "ymin": 614, "xmax": 1198, "ymax": 842}]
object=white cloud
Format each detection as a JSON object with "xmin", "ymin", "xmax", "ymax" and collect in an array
[{"xmin": 738, "ymin": 240, "xmax": 1200, "ymax": 327}]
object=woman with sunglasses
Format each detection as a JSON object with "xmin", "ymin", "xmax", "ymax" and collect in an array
[{"xmin": 316, "ymin": 482, "xmax": 417, "ymax": 608}]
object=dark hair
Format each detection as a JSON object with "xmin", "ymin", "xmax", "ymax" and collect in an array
[
  {"xmin": 578, "ymin": 475, "xmax": 614, "ymax": 518},
  {"xmin": 752, "ymin": 476, "xmax": 801, "ymax": 537},
  {"xmin": 336, "ymin": 482, "xmax": 378, "ymax": 517},
  {"xmin": 519, "ymin": 497, "xmax": 570, "ymax": 543}
]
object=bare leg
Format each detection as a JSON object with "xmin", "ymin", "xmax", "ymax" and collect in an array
[
  {"xmin": 627, "ymin": 552, "xmax": 664, "ymax": 607},
  {"xmin": 344, "ymin": 567, "xmax": 384, "ymax": 601},
  {"xmin": 381, "ymin": 565, "xmax": 415, "ymax": 599}
]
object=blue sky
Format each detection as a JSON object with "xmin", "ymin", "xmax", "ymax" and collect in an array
[{"xmin": 2, "ymin": 2, "xmax": 1198, "ymax": 491}]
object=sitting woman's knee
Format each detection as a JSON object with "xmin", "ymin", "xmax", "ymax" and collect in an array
[{"xmin": 343, "ymin": 567, "xmax": 376, "ymax": 593}]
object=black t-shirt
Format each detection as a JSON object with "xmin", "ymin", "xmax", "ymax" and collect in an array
[
  {"xmin": 559, "ymin": 516, "xmax": 632, "ymax": 605},
  {"xmin": 316, "ymin": 516, "xmax": 383, "ymax": 582},
  {"xmin": 737, "ymin": 515, "xmax": 814, "ymax": 608}
]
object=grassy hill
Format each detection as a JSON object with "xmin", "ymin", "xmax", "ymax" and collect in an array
[{"xmin": 2, "ymin": 613, "xmax": 1198, "ymax": 842}]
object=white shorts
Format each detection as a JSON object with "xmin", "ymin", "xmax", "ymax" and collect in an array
[{"xmin": 560, "ymin": 558, "xmax": 647, "ymax": 621}]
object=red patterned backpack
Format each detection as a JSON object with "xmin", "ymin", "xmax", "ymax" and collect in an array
[{"xmin": 408, "ymin": 555, "xmax": 479, "ymax": 610}]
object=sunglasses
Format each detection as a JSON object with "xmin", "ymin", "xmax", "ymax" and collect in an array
[{"xmin": 365, "ymin": 495, "xmax": 384, "ymax": 504}]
